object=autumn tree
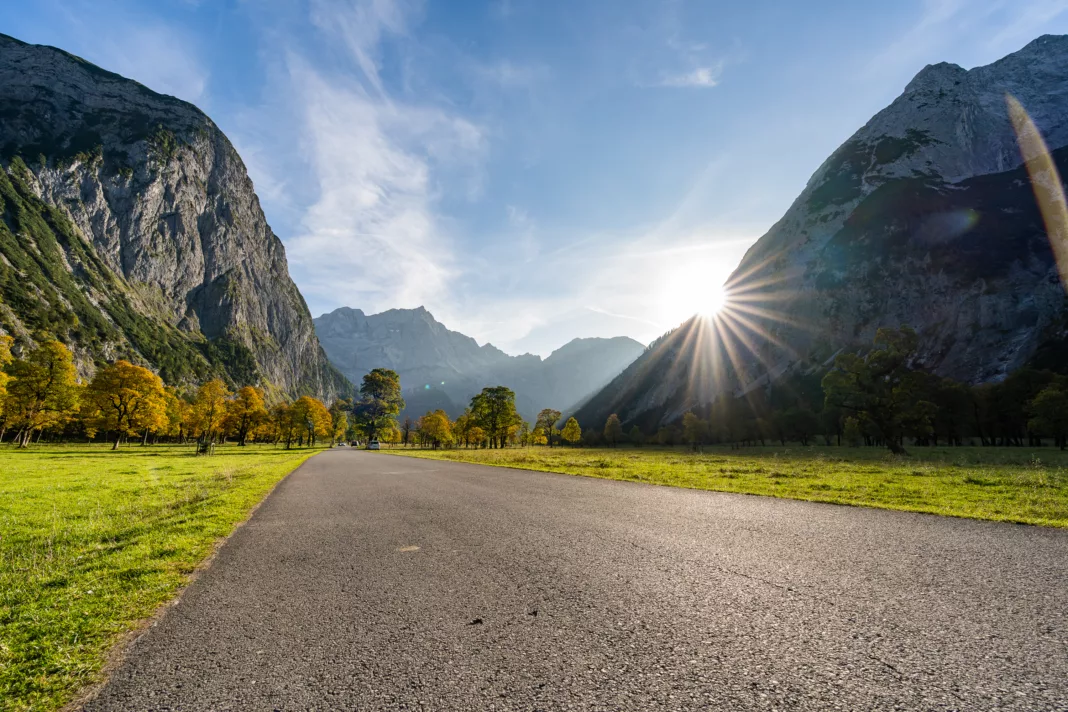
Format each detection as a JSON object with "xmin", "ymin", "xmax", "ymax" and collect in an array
[
  {"xmin": 223, "ymin": 386, "xmax": 268, "ymax": 446},
  {"xmin": 561, "ymin": 417, "xmax": 582, "ymax": 445},
  {"xmin": 271, "ymin": 402, "xmax": 297, "ymax": 449},
  {"xmin": 4, "ymin": 340, "xmax": 80, "ymax": 447},
  {"xmin": 470, "ymin": 386, "xmax": 518, "ymax": 448},
  {"xmin": 191, "ymin": 379, "xmax": 231, "ymax": 447},
  {"xmin": 401, "ymin": 415, "xmax": 415, "ymax": 447},
  {"xmin": 163, "ymin": 387, "xmax": 192, "ymax": 443},
  {"xmin": 821, "ymin": 326, "xmax": 932, "ymax": 454},
  {"xmin": 0, "ymin": 334, "xmax": 13, "ymax": 440},
  {"xmin": 355, "ymin": 368, "xmax": 405, "ymax": 442},
  {"xmin": 329, "ymin": 398, "xmax": 351, "ymax": 446},
  {"xmin": 535, "ymin": 408, "xmax": 562, "ymax": 448},
  {"xmin": 292, "ymin": 396, "xmax": 332, "ymax": 446},
  {"xmin": 83, "ymin": 360, "xmax": 168, "ymax": 449},
  {"xmin": 604, "ymin": 413, "xmax": 623, "ymax": 447},
  {"xmin": 420, "ymin": 409, "xmax": 453, "ymax": 448}
]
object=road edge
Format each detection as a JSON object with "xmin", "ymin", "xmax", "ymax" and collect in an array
[{"xmin": 62, "ymin": 449, "xmax": 326, "ymax": 712}]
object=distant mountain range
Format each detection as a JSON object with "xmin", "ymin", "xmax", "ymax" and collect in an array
[
  {"xmin": 314, "ymin": 306, "xmax": 644, "ymax": 422},
  {"xmin": 575, "ymin": 35, "xmax": 1068, "ymax": 430}
]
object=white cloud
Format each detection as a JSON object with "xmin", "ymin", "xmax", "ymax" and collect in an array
[
  {"xmin": 308, "ymin": 0, "xmax": 415, "ymax": 96},
  {"xmin": 659, "ymin": 66, "xmax": 720, "ymax": 88},
  {"xmin": 282, "ymin": 59, "xmax": 483, "ymax": 313}
]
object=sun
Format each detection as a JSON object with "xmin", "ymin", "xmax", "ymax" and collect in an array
[{"xmin": 699, "ymin": 283, "xmax": 729, "ymax": 317}]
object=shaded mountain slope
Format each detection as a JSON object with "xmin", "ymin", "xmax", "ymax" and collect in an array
[{"xmin": 576, "ymin": 35, "xmax": 1068, "ymax": 430}]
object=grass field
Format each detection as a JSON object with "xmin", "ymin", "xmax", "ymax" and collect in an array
[
  {"xmin": 0, "ymin": 443, "xmax": 323, "ymax": 712},
  {"xmin": 385, "ymin": 445, "xmax": 1068, "ymax": 527}
]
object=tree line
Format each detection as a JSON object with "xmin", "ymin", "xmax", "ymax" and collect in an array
[
  {"xmin": 0, "ymin": 337, "xmax": 351, "ymax": 450},
  {"xmin": 660, "ymin": 326, "xmax": 1068, "ymax": 453}
]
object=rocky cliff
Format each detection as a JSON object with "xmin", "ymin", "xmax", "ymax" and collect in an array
[
  {"xmin": 0, "ymin": 33, "xmax": 349, "ymax": 398},
  {"xmin": 314, "ymin": 306, "xmax": 644, "ymax": 421},
  {"xmin": 576, "ymin": 35, "xmax": 1068, "ymax": 430}
]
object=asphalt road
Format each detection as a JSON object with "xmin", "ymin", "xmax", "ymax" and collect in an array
[{"xmin": 84, "ymin": 449, "xmax": 1068, "ymax": 711}]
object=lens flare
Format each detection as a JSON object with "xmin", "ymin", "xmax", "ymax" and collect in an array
[{"xmin": 1007, "ymin": 93, "xmax": 1068, "ymax": 292}]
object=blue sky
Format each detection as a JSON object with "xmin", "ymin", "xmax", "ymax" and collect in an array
[{"xmin": 4, "ymin": 0, "xmax": 1068, "ymax": 355}]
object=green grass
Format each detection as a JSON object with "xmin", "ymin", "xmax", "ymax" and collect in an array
[
  {"xmin": 384, "ymin": 445, "xmax": 1068, "ymax": 527},
  {"xmin": 0, "ymin": 443, "xmax": 323, "ymax": 712}
]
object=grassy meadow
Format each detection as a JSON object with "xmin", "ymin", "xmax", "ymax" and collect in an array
[
  {"xmin": 385, "ymin": 445, "xmax": 1068, "ymax": 527},
  {"xmin": 0, "ymin": 443, "xmax": 323, "ymax": 712}
]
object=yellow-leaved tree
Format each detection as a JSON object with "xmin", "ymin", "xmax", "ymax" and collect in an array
[
  {"xmin": 420, "ymin": 409, "xmax": 453, "ymax": 448},
  {"xmin": 163, "ymin": 387, "xmax": 192, "ymax": 442},
  {"xmin": 291, "ymin": 396, "xmax": 331, "ymax": 446},
  {"xmin": 83, "ymin": 360, "xmax": 168, "ymax": 449},
  {"xmin": 270, "ymin": 402, "xmax": 296, "ymax": 448},
  {"xmin": 224, "ymin": 386, "xmax": 268, "ymax": 446},
  {"xmin": 0, "ymin": 334, "xmax": 13, "ymax": 439},
  {"xmin": 4, "ymin": 340, "xmax": 80, "ymax": 447},
  {"xmin": 561, "ymin": 417, "xmax": 582, "ymax": 446},
  {"xmin": 192, "ymin": 379, "xmax": 232, "ymax": 446},
  {"xmin": 329, "ymin": 398, "xmax": 351, "ymax": 446}
]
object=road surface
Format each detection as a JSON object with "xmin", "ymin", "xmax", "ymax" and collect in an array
[{"xmin": 84, "ymin": 449, "xmax": 1068, "ymax": 710}]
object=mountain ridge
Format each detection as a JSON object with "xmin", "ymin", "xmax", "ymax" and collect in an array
[
  {"xmin": 0, "ymin": 33, "xmax": 349, "ymax": 398},
  {"xmin": 314, "ymin": 305, "xmax": 645, "ymax": 421},
  {"xmin": 575, "ymin": 35, "xmax": 1068, "ymax": 430}
]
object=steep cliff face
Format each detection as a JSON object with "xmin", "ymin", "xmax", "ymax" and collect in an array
[
  {"xmin": 314, "ymin": 306, "xmax": 644, "ymax": 421},
  {"xmin": 576, "ymin": 35, "xmax": 1068, "ymax": 430},
  {"xmin": 0, "ymin": 33, "xmax": 349, "ymax": 398}
]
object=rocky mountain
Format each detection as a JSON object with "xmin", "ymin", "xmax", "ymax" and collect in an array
[
  {"xmin": 576, "ymin": 35, "xmax": 1068, "ymax": 430},
  {"xmin": 314, "ymin": 306, "xmax": 644, "ymax": 421},
  {"xmin": 0, "ymin": 34, "xmax": 349, "ymax": 398}
]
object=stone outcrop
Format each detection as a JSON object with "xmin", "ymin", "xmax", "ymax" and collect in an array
[{"xmin": 0, "ymin": 33, "xmax": 348, "ymax": 398}]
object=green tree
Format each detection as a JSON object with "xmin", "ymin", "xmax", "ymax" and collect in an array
[
  {"xmin": 355, "ymin": 368, "xmax": 405, "ymax": 442},
  {"xmin": 604, "ymin": 413, "xmax": 623, "ymax": 447},
  {"xmin": 822, "ymin": 326, "xmax": 933, "ymax": 453},
  {"xmin": 470, "ymin": 386, "xmax": 518, "ymax": 448},
  {"xmin": 627, "ymin": 425, "xmax": 644, "ymax": 446},
  {"xmin": 535, "ymin": 408, "xmax": 562, "ymax": 447},
  {"xmin": 1028, "ymin": 383, "xmax": 1068, "ymax": 449},
  {"xmin": 4, "ymin": 340, "xmax": 80, "ymax": 447},
  {"xmin": 83, "ymin": 360, "xmax": 168, "ymax": 449},
  {"xmin": 843, "ymin": 416, "xmax": 864, "ymax": 447},
  {"xmin": 682, "ymin": 411, "xmax": 709, "ymax": 450},
  {"xmin": 561, "ymin": 417, "xmax": 582, "ymax": 445}
]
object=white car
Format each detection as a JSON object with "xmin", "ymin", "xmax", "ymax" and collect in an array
[{"xmin": 368, "ymin": 440, "xmax": 381, "ymax": 450}]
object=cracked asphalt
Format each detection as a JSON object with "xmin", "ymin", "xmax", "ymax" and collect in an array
[{"xmin": 83, "ymin": 448, "xmax": 1068, "ymax": 711}]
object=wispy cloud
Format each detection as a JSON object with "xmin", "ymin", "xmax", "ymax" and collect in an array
[
  {"xmin": 658, "ymin": 65, "xmax": 720, "ymax": 88},
  {"xmin": 251, "ymin": 1, "xmax": 485, "ymax": 316}
]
